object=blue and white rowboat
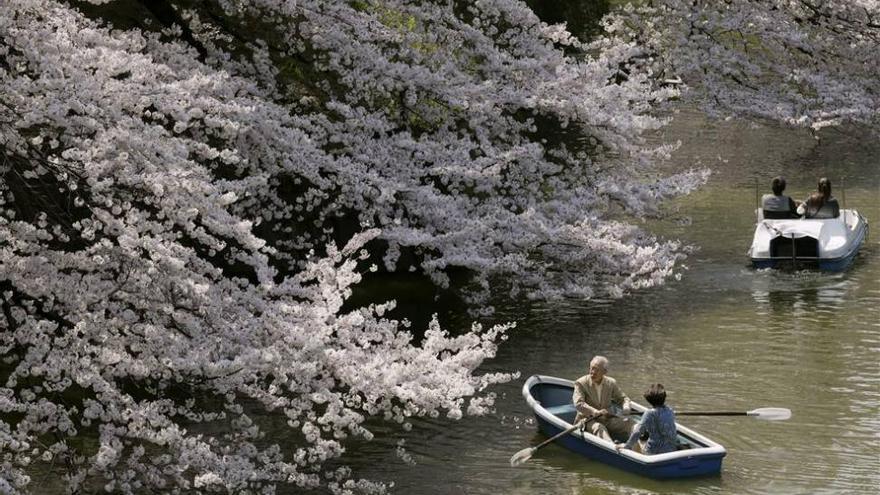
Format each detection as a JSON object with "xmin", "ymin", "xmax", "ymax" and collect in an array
[{"xmin": 523, "ymin": 375, "xmax": 726, "ymax": 479}]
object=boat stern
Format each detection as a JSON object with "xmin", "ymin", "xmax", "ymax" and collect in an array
[{"xmin": 748, "ymin": 210, "xmax": 866, "ymax": 270}]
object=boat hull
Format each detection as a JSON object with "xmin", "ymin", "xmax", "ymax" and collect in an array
[
  {"xmin": 533, "ymin": 413, "xmax": 724, "ymax": 479},
  {"xmin": 749, "ymin": 209, "xmax": 868, "ymax": 272},
  {"xmin": 524, "ymin": 375, "xmax": 726, "ymax": 479}
]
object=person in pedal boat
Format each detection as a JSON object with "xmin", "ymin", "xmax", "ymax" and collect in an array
[
  {"xmin": 761, "ymin": 176, "xmax": 799, "ymax": 219},
  {"xmin": 616, "ymin": 383, "xmax": 678, "ymax": 455},
  {"xmin": 798, "ymin": 177, "xmax": 840, "ymax": 219},
  {"xmin": 573, "ymin": 356, "xmax": 635, "ymax": 442}
]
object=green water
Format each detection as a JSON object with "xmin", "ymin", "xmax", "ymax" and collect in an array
[{"xmin": 334, "ymin": 111, "xmax": 880, "ymax": 494}]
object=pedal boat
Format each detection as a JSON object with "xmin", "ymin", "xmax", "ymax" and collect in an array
[
  {"xmin": 523, "ymin": 375, "xmax": 726, "ymax": 479},
  {"xmin": 748, "ymin": 209, "xmax": 868, "ymax": 271}
]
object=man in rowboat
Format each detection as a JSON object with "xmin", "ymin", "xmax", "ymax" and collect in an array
[{"xmin": 573, "ymin": 356, "xmax": 635, "ymax": 443}]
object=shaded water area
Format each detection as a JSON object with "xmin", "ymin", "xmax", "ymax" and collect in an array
[{"xmin": 329, "ymin": 111, "xmax": 880, "ymax": 494}]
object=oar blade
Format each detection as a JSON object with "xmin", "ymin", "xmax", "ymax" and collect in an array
[
  {"xmin": 509, "ymin": 447, "xmax": 536, "ymax": 467},
  {"xmin": 747, "ymin": 407, "xmax": 792, "ymax": 421}
]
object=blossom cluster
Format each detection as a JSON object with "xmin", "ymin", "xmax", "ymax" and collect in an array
[{"xmin": 134, "ymin": 0, "xmax": 708, "ymax": 303}]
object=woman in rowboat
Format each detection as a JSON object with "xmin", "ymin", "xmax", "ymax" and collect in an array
[{"xmin": 616, "ymin": 383, "xmax": 678, "ymax": 455}]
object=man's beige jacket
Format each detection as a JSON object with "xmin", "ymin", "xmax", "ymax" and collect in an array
[{"xmin": 572, "ymin": 375, "xmax": 631, "ymax": 423}]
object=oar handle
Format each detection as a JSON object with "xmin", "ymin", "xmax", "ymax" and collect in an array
[{"xmin": 676, "ymin": 408, "xmax": 791, "ymax": 420}]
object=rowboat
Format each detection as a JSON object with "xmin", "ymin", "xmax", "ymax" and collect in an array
[
  {"xmin": 522, "ymin": 375, "xmax": 726, "ymax": 479},
  {"xmin": 747, "ymin": 208, "xmax": 868, "ymax": 271}
]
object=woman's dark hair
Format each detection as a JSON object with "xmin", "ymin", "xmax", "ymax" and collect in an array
[
  {"xmin": 818, "ymin": 177, "xmax": 832, "ymax": 198},
  {"xmin": 644, "ymin": 383, "xmax": 667, "ymax": 407},
  {"xmin": 771, "ymin": 176, "xmax": 786, "ymax": 195}
]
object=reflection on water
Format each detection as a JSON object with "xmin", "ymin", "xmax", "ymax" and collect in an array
[
  {"xmin": 320, "ymin": 113, "xmax": 879, "ymax": 495},
  {"xmin": 750, "ymin": 270, "xmax": 851, "ymax": 314}
]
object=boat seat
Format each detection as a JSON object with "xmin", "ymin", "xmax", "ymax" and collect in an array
[
  {"xmin": 544, "ymin": 403, "xmax": 577, "ymax": 421},
  {"xmin": 762, "ymin": 209, "xmax": 798, "ymax": 219},
  {"xmin": 544, "ymin": 403, "xmax": 576, "ymax": 415}
]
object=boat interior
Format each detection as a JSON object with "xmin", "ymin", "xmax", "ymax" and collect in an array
[{"xmin": 534, "ymin": 382, "xmax": 705, "ymax": 450}]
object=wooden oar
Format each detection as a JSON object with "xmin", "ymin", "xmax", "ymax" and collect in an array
[
  {"xmin": 674, "ymin": 408, "xmax": 791, "ymax": 420},
  {"xmin": 509, "ymin": 413, "xmax": 599, "ymax": 467}
]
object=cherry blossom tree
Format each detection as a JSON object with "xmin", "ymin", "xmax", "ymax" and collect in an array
[
  {"xmin": 0, "ymin": 0, "xmax": 720, "ymax": 492},
  {"xmin": 605, "ymin": 0, "xmax": 880, "ymax": 132}
]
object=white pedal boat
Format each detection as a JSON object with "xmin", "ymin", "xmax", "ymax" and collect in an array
[{"xmin": 748, "ymin": 209, "xmax": 868, "ymax": 271}]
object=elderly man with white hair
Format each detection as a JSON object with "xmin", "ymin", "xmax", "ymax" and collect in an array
[{"xmin": 573, "ymin": 356, "xmax": 635, "ymax": 442}]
